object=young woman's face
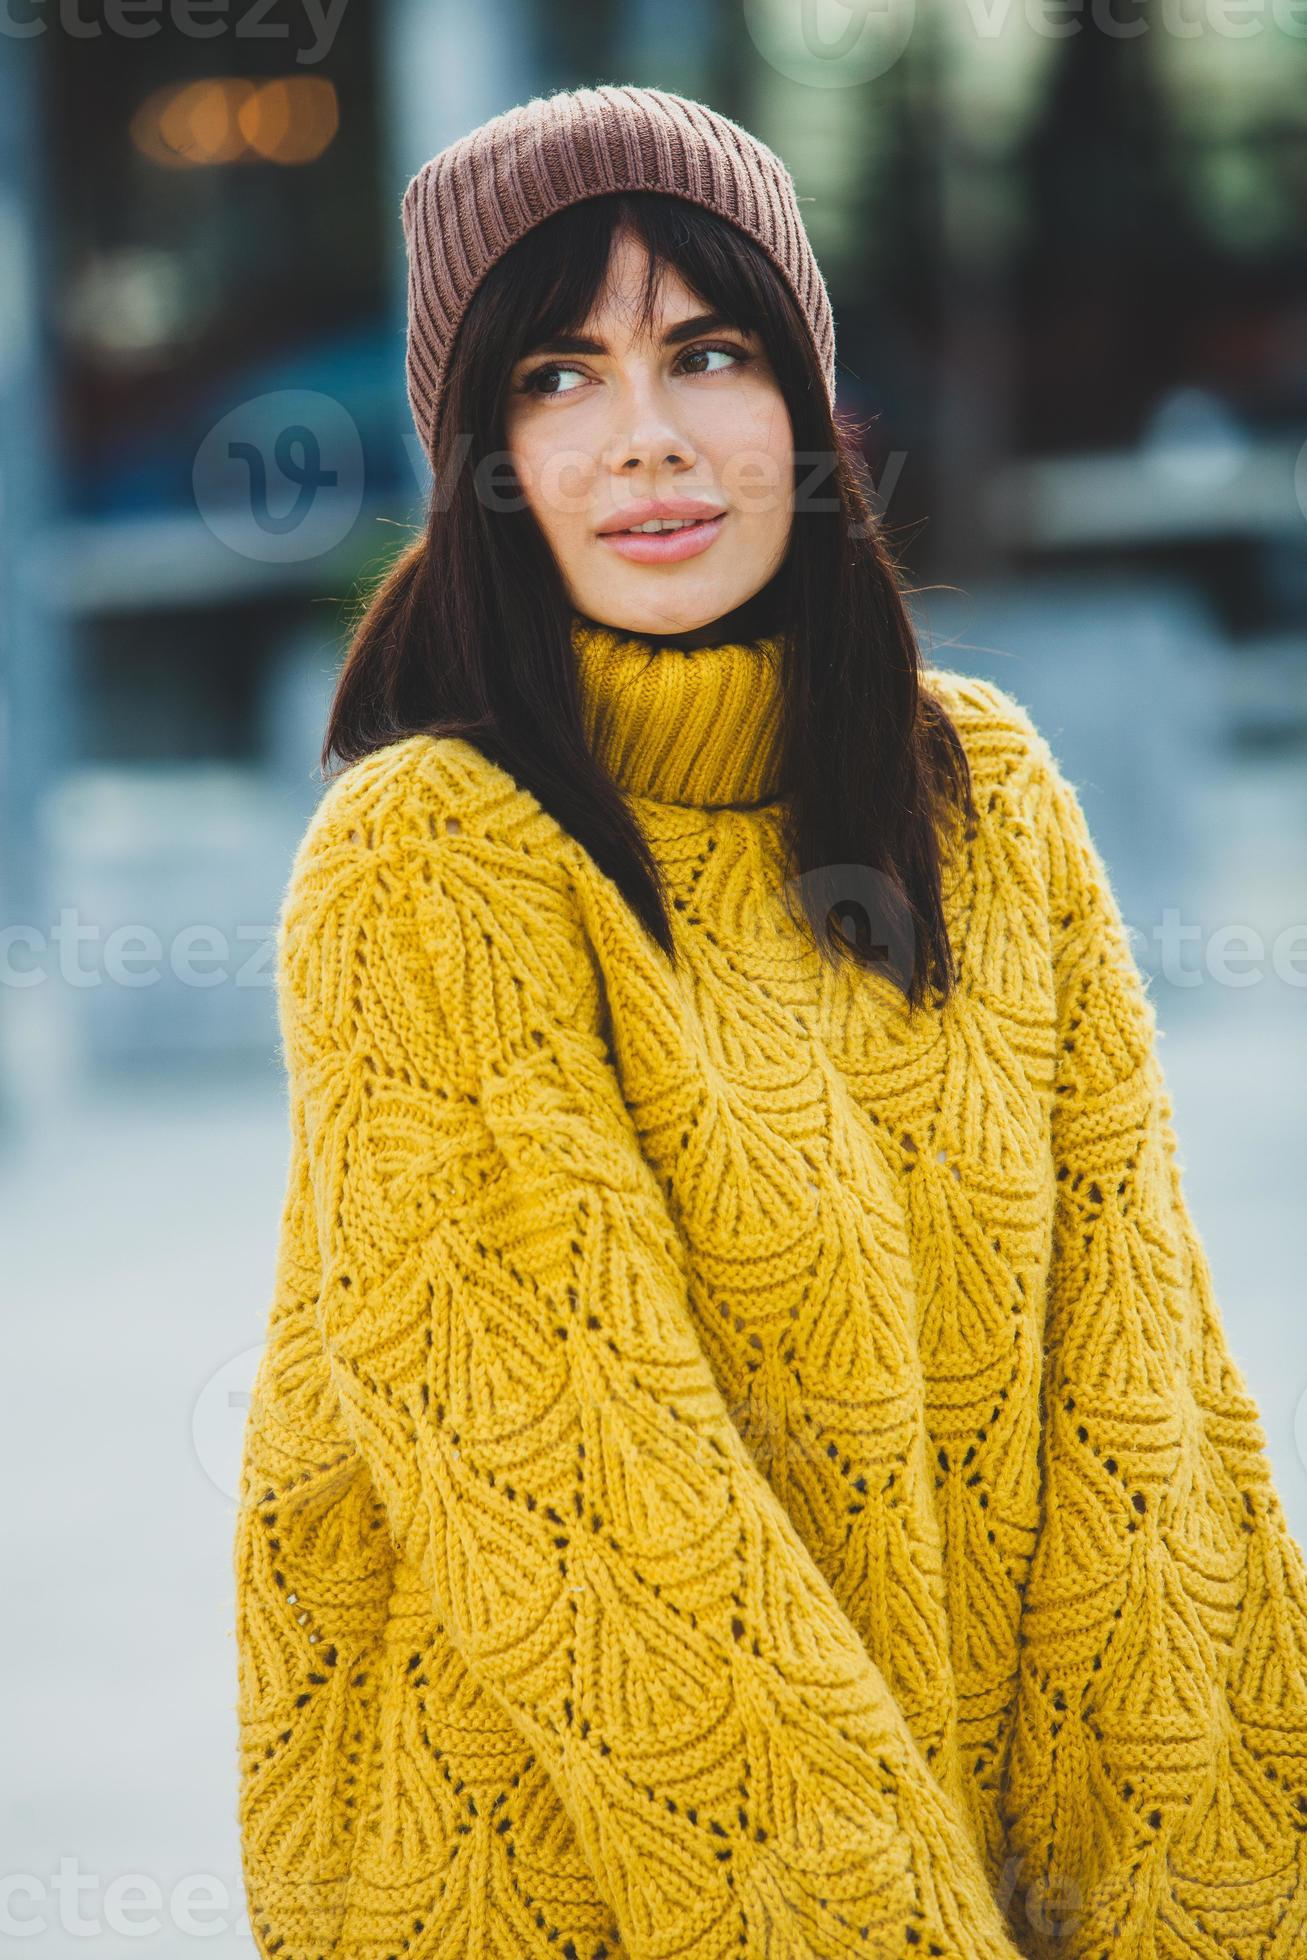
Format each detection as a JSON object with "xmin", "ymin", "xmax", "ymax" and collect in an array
[{"xmin": 504, "ymin": 229, "xmax": 794, "ymax": 638}]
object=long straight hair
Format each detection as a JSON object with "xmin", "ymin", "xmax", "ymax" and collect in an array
[{"xmin": 323, "ymin": 191, "xmax": 975, "ymax": 1011}]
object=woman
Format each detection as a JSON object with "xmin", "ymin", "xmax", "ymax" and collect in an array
[{"xmin": 233, "ymin": 86, "xmax": 1307, "ymax": 1960}]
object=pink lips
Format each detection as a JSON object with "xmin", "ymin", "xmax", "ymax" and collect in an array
[{"xmin": 597, "ymin": 513, "xmax": 727, "ymax": 564}]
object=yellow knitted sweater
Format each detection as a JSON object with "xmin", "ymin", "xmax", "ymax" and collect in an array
[{"xmin": 234, "ymin": 613, "xmax": 1307, "ymax": 1960}]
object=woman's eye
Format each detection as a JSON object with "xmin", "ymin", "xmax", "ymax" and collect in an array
[
  {"xmin": 518, "ymin": 341, "xmax": 751, "ymax": 398},
  {"xmin": 681, "ymin": 342, "xmax": 749, "ymax": 375},
  {"xmin": 521, "ymin": 362, "xmax": 586, "ymax": 397}
]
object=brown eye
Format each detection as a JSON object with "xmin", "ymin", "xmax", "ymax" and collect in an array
[
  {"xmin": 518, "ymin": 362, "xmax": 586, "ymax": 397},
  {"xmin": 678, "ymin": 341, "xmax": 752, "ymax": 376}
]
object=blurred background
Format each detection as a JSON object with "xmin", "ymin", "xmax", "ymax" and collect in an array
[{"xmin": 1, "ymin": 1, "xmax": 1305, "ymax": 1951}]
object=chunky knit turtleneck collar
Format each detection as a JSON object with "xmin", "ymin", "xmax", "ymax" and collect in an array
[{"xmin": 570, "ymin": 612, "xmax": 789, "ymax": 809}]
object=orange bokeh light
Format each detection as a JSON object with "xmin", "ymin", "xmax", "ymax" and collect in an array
[
  {"xmin": 239, "ymin": 79, "xmax": 339, "ymax": 165},
  {"xmin": 130, "ymin": 77, "xmax": 339, "ymax": 169}
]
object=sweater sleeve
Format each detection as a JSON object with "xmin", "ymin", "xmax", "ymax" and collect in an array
[
  {"xmin": 278, "ymin": 768, "xmax": 1032, "ymax": 1960},
  {"xmin": 1002, "ymin": 738, "xmax": 1307, "ymax": 1957}
]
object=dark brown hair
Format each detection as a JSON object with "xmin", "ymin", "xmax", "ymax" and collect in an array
[{"xmin": 322, "ymin": 191, "xmax": 975, "ymax": 1010}]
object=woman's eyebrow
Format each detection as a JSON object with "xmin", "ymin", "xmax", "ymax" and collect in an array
[{"xmin": 521, "ymin": 311, "xmax": 742, "ymax": 358}]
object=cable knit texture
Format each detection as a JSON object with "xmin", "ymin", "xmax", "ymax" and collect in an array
[{"xmin": 234, "ymin": 614, "xmax": 1307, "ymax": 1959}]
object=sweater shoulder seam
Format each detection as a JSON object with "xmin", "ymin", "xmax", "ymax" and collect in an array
[
  {"xmin": 288, "ymin": 732, "xmax": 570, "ymax": 898},
  {"xmin": 925, "ymin": 664, "xmax": 1057, "ymax": 819}
]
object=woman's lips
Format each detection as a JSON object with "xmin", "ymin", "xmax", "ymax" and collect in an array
[{"xmin": 597, "ymin": 514, "xmax": 726, "ymax": 564}]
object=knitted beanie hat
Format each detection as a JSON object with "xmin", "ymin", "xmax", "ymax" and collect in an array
[{"xmin": 401, "ymin": 83, "xmax": 836, "ymax": 463}]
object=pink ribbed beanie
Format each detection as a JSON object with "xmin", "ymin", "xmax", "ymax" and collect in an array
[{"xmin": 401, "ymin": 83, "xmax": 837, "ymax": 463}]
